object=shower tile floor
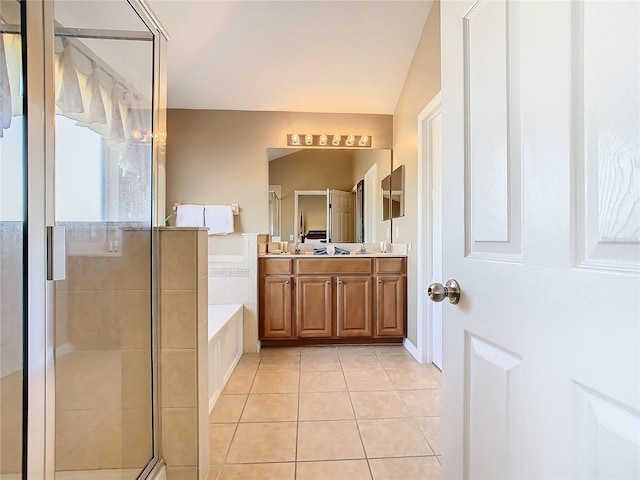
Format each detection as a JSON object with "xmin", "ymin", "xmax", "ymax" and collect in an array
[{"xmin": 208, "ymin": 345, "xmax": 441, "ymax": 480}]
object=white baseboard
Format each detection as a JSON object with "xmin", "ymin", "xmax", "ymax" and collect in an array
[{"xmin": 403, "ymin": 338, "xmax": 420, "ymax": 362}]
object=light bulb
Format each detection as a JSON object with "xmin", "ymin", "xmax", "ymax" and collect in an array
[
  {"xmin": 332, "ymin": 135, "xmax": 341, "ymax": 146},
  {"xmin": 319, "ymin": 135, "xmax": 328, "ymax": 145},
  {"xmin": 358, "ymin": 135, "xmax": 369, "ymax": 146},
  {"xmin": 346, "ymin": 135, "xmax": 355, "ymax": 146},
  {"xmin": 290, "ymin": 134, "xmax": 300, "ymax": 145},
  {"xmin": 305, "ymin": 134, "xmax": 313, "ymax": 145}
]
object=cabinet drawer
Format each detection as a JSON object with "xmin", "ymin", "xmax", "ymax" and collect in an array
[
  {"xmin": 262, "ymin": 258, "xmax": 292, "ymax": 275},
  {"xmin": 375, "ymin": 257, "xmax": 406, "ymax": 275},
  {"xmin": 296, "ymin": 258, "xmax": 371, "ymax": 275}
]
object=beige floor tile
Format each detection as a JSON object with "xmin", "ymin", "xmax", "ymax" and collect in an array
[
  {"xmin": 436, "ymin": 455, "xmax": 441, "ymax": 464},
  {"xmin": 260, "ymin": 347, "xmax": 301, "ymax": 358},
  {"xmin": 371, "ymin": 345, "xmax": 410, "ymax": 356},
  {"xmin": 300, "ymin": 357, "xmax": 343, "ymax": 372},
  {"xmin": 369, "ymin": 456, "xmax": 440, "ymax": 480},
  {"xmin": 240, "ymin": 393, "xmax": 298, "ymax": 422},
  {"xmin": 296, "ymin": 460, "xmax": 372, "ymax": 480},
  {"xmin": 299, "ymin": 392, "xmax": 354, "ymax": 421},
  {"xmin": 378, "ymin": 355, "xmax": 425, "ymax": 370},
  {"xmin": 226, "ymin": 422, "xmax": 297, "ymax": 463},
  {"xmin": 349, "ymin": 391, "xmax": 409, "ymax": 419},
  {"xmin": 222, "ymin": 370, "xmax": 255, "ymax": 395},
  {"xmin": 344, "ymin": 369, "xmax": 394, "ymax": 391},
  {"xmin": 299, "ymin": 370, "xmax": 347, "ymax": 392},
  {"xmin": 209, "ymin": 395, "xmax": 247, "ymax": 423},
  {"xmin": 337, "ymin": 345, "xmax": 374, "ymax": 355},
  {"xmin": 209, "ymin": 423, "xmax": 236, "ymax": 464},
  {"xmin": 219, "ymin": 462, "xmax": 295, "ymax": 480},
  {"xmin": 258, "ymin": 356, "xmax": 301, "ymax": 372},
  {"xmin": 297, "ymin": 420, "xmax": 365, "ymax": 461},
  {"xmin": 300, "ymin": 346, "xmax": 339, "ymax": 361},
  {"xmin": 250, "ymin": 371, "xmax": 299, "ymax": 394},
  {"xmin": 207, "ymin": 465, "xmax": 222, "ymax": 480},
  {"xmin": 385, "ymin": 368, "xmax": 441, "ymax": 389},
  {"xmin": 414, "ymin": 417, "xmax": 441, "ymax": 455},
  {"xmin": 399, "ymin": 389, "xmax": 441, "ymax": 417},
  {"xmin": 358, "ymin": 419, "xmax": 433, "ymax": 458},
  {"xmin": 235, "ymin": 354, "xmax": 261, "ymax": 369},
  {"xmin": 340, "ymin": 356, "xmax": 383, "ymax": 371}
]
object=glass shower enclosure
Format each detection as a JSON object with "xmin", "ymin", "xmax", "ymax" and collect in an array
[{"xmin": 0, "ymin": 0, "xmax": 167, "ymax": 478}]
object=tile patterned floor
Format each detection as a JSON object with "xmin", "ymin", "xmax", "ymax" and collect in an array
[{"xmin": 208, "ymin": 345, "xmax": 441, "ymax": 480}]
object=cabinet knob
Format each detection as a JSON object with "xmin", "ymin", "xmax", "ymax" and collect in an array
[
  {"xmin": 284, "ymin": 280, "xmax": 290, "ymax": 285},
  {"xmin": 378, "ymin": 279, "xmax": 383, "ymax": 284}
]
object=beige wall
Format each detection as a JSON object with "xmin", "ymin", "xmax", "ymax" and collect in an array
[
  {"xmin": 166, "ymin": 110, "xmax": 392, "ymax": 255},
  {"xmin": 392, "ymin": 0, "xmax": 441, "ymax": 346}
]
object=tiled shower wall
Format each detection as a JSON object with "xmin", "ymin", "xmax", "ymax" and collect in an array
[{"xmin": 54, "ymin": 227, "xmax": 153, "ymax": 471}]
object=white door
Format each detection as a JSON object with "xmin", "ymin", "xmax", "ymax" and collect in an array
[
  {"xmin": 441, "ymin": 1, "xmax": 639, "ymax": 479},
  {"xmin": 329, "ymin": 189, "xmax": 354, "ymax": 242}
]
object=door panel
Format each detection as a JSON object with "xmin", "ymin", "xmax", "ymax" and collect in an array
[
  {"xmin": 441, "ymin": 1, "xmax": 639, "ymax": 479},
  {"xmin": 374, "ymin": 276, "xmax": 404, "ymax": 337},
  {"xmin": 0, "ymin": 1, "xmax": 25, "ymax": 476},
  {"xmin": 297, "ymin": 276, "xmax": 332, "ymax": 337},
  {"xmin": 52, "ymin": 2, "xmax": 156, "ymax": 477},
  {"xmin": 336, "ymin": 276, "xmax": 371, "ymax": 337},
  {"xmin": 263, "ymin": 277, "xmax": 293, "ymax": 338}
]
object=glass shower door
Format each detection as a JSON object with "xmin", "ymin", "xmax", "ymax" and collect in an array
[
  {"xmin": 0, "ymin": 0, "xmax": 24, "ymax": 477},
  {"xmin": 52, "ymin": 2, "xmax": 156, "ymax": 477}
]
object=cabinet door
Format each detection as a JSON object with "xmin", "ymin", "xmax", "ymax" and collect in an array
[
  {"xmin": 262, "ymin": 276, "xmax": 293, "ymax": 338},
  {"xmin": 375, "ymin": 276, "xmax": 405, "ymax": 337},
  {"xmin": 296, "ymin": 276, "xmax": 333, "ymax": 337},
  {"xmin": 336, "ymin": 276, "xmax": 372, "ymax": 337}
]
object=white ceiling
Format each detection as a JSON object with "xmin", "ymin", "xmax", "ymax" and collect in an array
[{"xmin": 147, "ymin": 0, "xmax": 433, "ymax": 114}]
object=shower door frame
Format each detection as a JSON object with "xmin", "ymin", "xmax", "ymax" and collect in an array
[{"xmin": 23, "ymin": 0, "xmax": 168, "ymax": 477}]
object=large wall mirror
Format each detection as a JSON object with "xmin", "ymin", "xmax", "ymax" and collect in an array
[
  {"xmin": 268, "ymin": 148, "xmax": 392, "ymax": 244},
  {"xmin": 382, "ymin": 164, "xmax": 405, "ymax": 220}
]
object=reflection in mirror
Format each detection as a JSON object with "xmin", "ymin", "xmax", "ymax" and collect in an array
[
  {"xmin": 382, "ymin": 165, "xmax": 405, "ymax": 219},
  {"xmin": 267, "ymin": 148, "xmax": 392, "ymax": 244}
]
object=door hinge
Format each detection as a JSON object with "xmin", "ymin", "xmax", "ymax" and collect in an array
[{"xmin": 47, "ymin": 226, "xmax": 66, "ymax": 281}]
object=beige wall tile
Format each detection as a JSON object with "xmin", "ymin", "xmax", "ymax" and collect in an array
[
  {"xmin": 166, "ymin": 466, "xmax": 197, "ymax": 480},
  {"xmin": 161, "ymin": 230, "xmax": 197, "ymax": 290},
  {"xmin": 163, "ymin": 408, "xmax": 198, "ymax": 466},
  {"xmin": 197, "ymin": 230, "xmax": 208, "ymax": 279},
  {"xmin": 121, "ymin": 408, "xmax": 154, "ymax": 468},
  {"xmin": 122, "ymin": 349, "xmax": 153, "ymax": 409},
  {"xmin": 161, "ymin": 290, "xmax": 197, "ymax": 349},
  {"xmin": 161, "ymin": 349, "xmax": 197, "ymax": 408}
]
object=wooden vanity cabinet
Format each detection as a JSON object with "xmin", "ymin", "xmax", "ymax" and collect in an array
[
  {"xmin": 296, "ymin": 276, "xmax": 332, "ymax": 337},
  {"xmin": 374, "ymin": 258, "xmax": 407, "ymax": 337},
  {"xmin": 259, "ymin": 256, "xmax": 405, "ymax": 343},
  {"xmin": 260, "ymin": 259, "xmax": 294, "ymax": 339},
  {"xmin": 336, "ymin": 276, "xmax": 372, "ymax": 337}
]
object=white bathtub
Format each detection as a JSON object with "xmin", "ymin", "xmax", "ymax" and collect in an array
[{"xmin": 208, "ymin": 304, "xmax": 244, "ymax": 413}]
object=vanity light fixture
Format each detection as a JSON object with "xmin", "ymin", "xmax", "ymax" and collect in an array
[{"xmin": 286, "ymin": 134, "xmax": 371, "ymax": 148}]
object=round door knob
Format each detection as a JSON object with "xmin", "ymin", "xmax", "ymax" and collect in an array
[{"xmin": 427, "ymin": 279, "xmax": 461, "ymax": 304}]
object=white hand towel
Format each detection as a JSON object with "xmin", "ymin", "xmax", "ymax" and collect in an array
[
  {"xmin": 176, "ymin": 204, "xmax": 205, "ymax": 227},
  {"xmin": 205, "ymin": 205, "xmax": 234, "ymax": 235}
]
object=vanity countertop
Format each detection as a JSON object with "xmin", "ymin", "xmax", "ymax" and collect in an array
[{"xmin": 259, "ymin": 252, "xmax": 407, "ymax": 258}]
